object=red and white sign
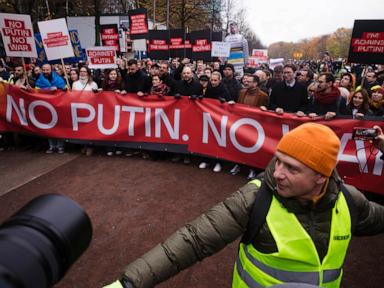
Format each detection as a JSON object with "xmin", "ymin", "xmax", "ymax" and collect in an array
[
  {"xmin": 351, "ymin": 32, "xmax": 384, "ymax": 53},
  {"xmin": 148, "ymin": 39, "xmax": 168, "ymax": 51},
  {"xmin": 251, "ymin": 49, "xmax": 268, "ymax": 63},
  {"xmin": 169, "ymin": 38, "xmax": 185, "ymax": 50},
  {"xmin": 0, "ymin": 13, "xmax": 37, "ymax": 58},
  {"xmin": 100, "ymin": 24, "xmax": 120, "ymax": 51},
  {"xmin": 192, "ymin": 39, "xmax": 211, "ymax": 52},
  {"xmin": 129, "ymin": 14, "xmax": 148, "ymax": 35},
  {"xmin": 38, "ymin": 18, "xmax": 74, "ymax": 60},
  {"xmin": 1, "ymin": 84, "xmax": 383, "ymax": 195},
  {"xmin": 86, "ymin": 47, "xmax": 117, "ymax": 69}
]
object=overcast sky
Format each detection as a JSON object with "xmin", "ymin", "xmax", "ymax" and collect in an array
[{"xmin": 242, "ymin": 0, "xmax": 384, "ymax": 46}]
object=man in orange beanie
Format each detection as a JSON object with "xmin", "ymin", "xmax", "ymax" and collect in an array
[{"xmin": 105, "ymin": 123, "xmax": 384, "ymax": 288}]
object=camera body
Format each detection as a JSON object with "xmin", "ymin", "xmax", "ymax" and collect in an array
[
  {"xmin": 0, "ymin": 194, "xmax": 92, "ymax": 288},
  {"xmin": 352, "ymin": 127, "xmax": 378, "ymax": 141}
]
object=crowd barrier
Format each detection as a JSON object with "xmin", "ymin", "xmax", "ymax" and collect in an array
[{"xmin": 0, "ymin": 83, "xmax": 383, "ymax": 194}]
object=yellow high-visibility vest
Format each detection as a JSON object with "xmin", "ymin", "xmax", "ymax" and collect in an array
[{"xmin": 233, "ymin": 180, "xmax": 351, "ymax": 288}]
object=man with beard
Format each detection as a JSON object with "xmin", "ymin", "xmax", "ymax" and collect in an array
[
  {"xmin": 308, "ymin": 72, "xmax": 341, "ymax": 120},
  {"xmin": 230, "ymin": 74, "xmax": 268, "ymax": 179},
  {"xmin": 158, "ymin": 62, "xmax": 176, "ymax": 95},
  {"xmin": 35, "ymin": 63, "xmax": 66, "ymax": 90},
  {"xmin": 8, "ymin": 65, "xmax": 28, "ymax": 88},
  {"xmin": 268, "ymin": 64, "xmax": 308, "ymax": 116},
  {"xmin": 121, "ymin": 59, "xmax": 148, "ymax": 96}
]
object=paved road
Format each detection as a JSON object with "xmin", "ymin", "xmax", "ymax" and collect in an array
[{"xmin": 0, "ymin": 150, "xmax": 383, "ymax": 287}]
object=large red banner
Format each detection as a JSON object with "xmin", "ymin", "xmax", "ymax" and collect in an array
[{"xmin": 0, "ymin": 83, "xmax": 383, "ymax": 194}]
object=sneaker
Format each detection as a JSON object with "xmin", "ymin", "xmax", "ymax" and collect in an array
[
  {"xmin": 45, "ymin": 148, "xmax": 54, "ymax": 154},
  {"xmin": 115, "ymin": 150, "xmax": 123, "ymax": 155},
  {"xmin": 183, "ymin": 156, "xmax": 191, "ymax": 165},
  {"xmin": 85, "ymin": 147, "xmax": 93, "ymax": 156},
  {"xmin": 57, "ymin": 148, "xmax": 65, "ymax": 154},
  {"xmin": 199, "ymin": 162, "xmax": 208, "ymax": 169},
  {"xmin": 247, "ymin": 169, "xmax": 256, "ymax": 180},
  {"xmin": 230, "ymin": 164, "xmax": 241, "ymax": 175},
  {"xmin": 213, "ymin": 162, "xmax": 222, "ymax": 173},
  {"xmin": 142, "ymin": 153, "xmax": 150, "ymax": 159},
  {"xmin": 171, "ymin": 155, "xmax": 181, "ymax": 162},
  {"xmin": 106, "ymin": 151, "xmax": 113, "ymax": 156}
]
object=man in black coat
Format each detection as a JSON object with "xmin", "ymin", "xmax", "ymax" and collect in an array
[
  {"xmin": 175, "ymin": 66, "xmax": 203, "ymax": 97},
  {"xmin": 268, "ymin": 64, "xmax": 308, "ymax": 116},
  {"xmin": 222, "ymin": 63, "xmax": 242, "ymax": 102},
  {"xmin": 121, "ymin": 59, "xmax": 148, "ymax": 95},
  {"xmin": 159, "ymin": 62, "xmax": 176, "ymax": 95}
]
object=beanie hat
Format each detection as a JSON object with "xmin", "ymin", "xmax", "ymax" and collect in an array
[
  {"xmin": 276, "ymin": 123, "xmax": 340, "ymax": 177},
  {"xmin": 223, "ymin": 63, "xmax": 235, "ymax": 72}
]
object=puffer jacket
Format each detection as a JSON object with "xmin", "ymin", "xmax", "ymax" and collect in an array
[{"xmin": 122, "ymin": 158, "xmax": 384, "ymax": 288}]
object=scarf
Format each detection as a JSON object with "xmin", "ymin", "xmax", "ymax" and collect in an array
[
  {"xmin": 314, "ymin": 86, "xmax": 340, "ymax": 105},
  {"xmin": 369, "ymin": 98, "xmax": 384, "ymax": 109}
]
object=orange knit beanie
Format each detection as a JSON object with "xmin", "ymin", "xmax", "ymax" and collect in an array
[{"xmin": 276, "ymin": 123, "xmax": 340, "ymax": 177}]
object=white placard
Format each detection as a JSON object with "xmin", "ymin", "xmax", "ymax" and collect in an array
[
  {"xmin": 211, "ymin": 41, "xmax": 231, "ymax": 57},
  {"xmin": 38, "ymin": 18, "xmax": 74, "ymax": 60},
  {"xmin": 86, "ymin": 46, "xmax": 117, "ymax": 69},
  {"xmin": 132, "ymin": 39, "xmax": 147, "ymax": 51},
  {"xmin": 0, "ymin": 13, "xmax": 37, "ymax": 58}
]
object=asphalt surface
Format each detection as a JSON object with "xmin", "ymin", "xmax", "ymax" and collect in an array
[{"xmin": 0, "ymin": 149, "xmax": 383, "ymax": 287}]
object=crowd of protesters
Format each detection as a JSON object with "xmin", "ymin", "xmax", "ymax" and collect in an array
[{"xmin": 1, "ymin": 54, "xmax": 384, "ymax": 179}]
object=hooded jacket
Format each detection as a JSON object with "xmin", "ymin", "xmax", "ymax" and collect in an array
[{"xmin": 121, "ymin": 158, "xmax": 384, "ymax": 288}]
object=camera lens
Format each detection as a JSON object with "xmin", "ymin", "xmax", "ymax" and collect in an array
[{"xmin": 0, "ymin": 194, "xmax": 92, "ymax": 288}]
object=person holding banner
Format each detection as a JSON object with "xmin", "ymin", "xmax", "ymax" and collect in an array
[
  {"xmin": 104, "ymin": 122, "xmax": 384, "ymax": 288},
  {"xmin": 268, "ymin": 64, "xmax": 308, "ymax": 116},
  {"xmin": 8, "ymin": 65, "xmax": 28, "ymax": 88},
  {"xmin": 72, "ymin": 66, "xmax": 98, "ymax": 91},
  {"xmin": 230, "ymin": 74, "xmax": 268, "ymax": 179},
  {"xmin": 35, "ymin": 63, "xmax": 66, "ymax": 90},
  {"xmin": 120, "ymin": 59, "xmax": 147, "ymax": 96},
  {"xmin": 101, "ymin": 69, "xmax": 125, "ymax": 93}
]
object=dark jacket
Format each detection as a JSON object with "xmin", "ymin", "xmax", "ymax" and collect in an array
[
  {"xmin": 122, "ymin": 158, "xmax": 384, "ymax": 288},
  {"xmin": 204, "ymin": 82, "xmax": 232, "ymax": 102},
  {"xmin": 269, "ymin": 81, "xmax": 308, "ymax": 113},
  {"xmin": 121, "ymin": 69, "xmax": 147, "ymax": 93},
  {"xmin": 175, "ymin": 78, "xmax": 203, "ymax": 96},
  {"xmin": 160, "ymin": 73, "xmax": 177, "ymax": 95},
  {"xmin": 307, "ymin": 86, "xmax": 341, "ymax": 115},
  {"xmin": 222, "ymin": 77, "xmax": 242, "ymax": 102}
]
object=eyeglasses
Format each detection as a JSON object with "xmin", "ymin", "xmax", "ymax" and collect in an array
[{"xmin": 308, "ymin": 90, "xmax": 316, "ymax": 93}]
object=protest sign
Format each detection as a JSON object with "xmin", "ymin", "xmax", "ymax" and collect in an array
[
  {"xmin": 169, "ymin": 29, "xmax": 185, "ymax": 59},
  {"xmin": 100, "ymin": 24, "xmax": 120, "ymax": 51},
  {"xmin": 191, "ymin": 29, "xmax": 211, "ymax": 61},
  {"xmin": 348, "ymin": 20, "xmax": 384, "ymax": 64},
  {"xmin": 0, "ymin": 13, "xmax": 37, "ymax": 58},
  {"xmin": 38, "ymin": 18, "xmax": 74, "ymax": 60},
  {"xmin": 34, "ymin": 30, "xmax": 85, "ymax": 65},
  {"xmin": 86, "ymin": 47, "xmax": 117, "ymax": 69},
  {"xmin": 211, "ymin": 41, "xmax": 230, "ymax": 57},
  {"xmin": 148, "ymin": 30, "xmax": 169, "ymax": 60},
  {"xmin": 128, "ymin": 8, "xmax": 149, "ymax": 40},
  {"xmin": 252, "ymin": 49, "xmax": 268, "ymax": 62}
]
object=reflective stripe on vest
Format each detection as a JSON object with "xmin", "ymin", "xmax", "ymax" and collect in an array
[{"xmin": 233, "ymin": 190, "xmax": 351, "ymax": 288}]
